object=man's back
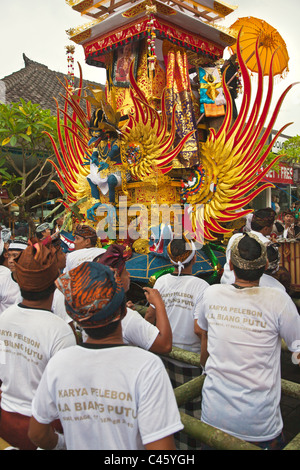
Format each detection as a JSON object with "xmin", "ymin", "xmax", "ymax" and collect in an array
[
  {"xmin": 198, "ymin": 283, "xmax": 300, "ymax": 442},
  {"xmin": 31, "ymin": 344, "xmax": 183, "ymax": 450},
  {"xmin": 0, "ymin": 304, "xmax": 76, "ymax": 416},
  {"xmin": 154, "ymin": 273, "xmax": 208, "ymax": 353}
]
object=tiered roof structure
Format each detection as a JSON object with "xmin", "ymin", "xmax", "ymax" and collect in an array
[{"xmin": 66, "ymin": 0, "xmax": 237, "ymax": 67}]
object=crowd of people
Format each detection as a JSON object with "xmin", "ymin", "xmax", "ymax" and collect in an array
[{"xmin": 0, "ymin": 206, "xmax": 299, "ymax": 451}]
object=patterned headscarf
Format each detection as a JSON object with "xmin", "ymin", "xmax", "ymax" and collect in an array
[
  {"xmin": 230, "ymin": 233, "xmax": 267, "ymax": 270},
  {"xmin": 74, "ymin": 224, "xmax": 97, "ymax": 242},
  {"xmin": 266, "ymin": 244, "xmax": 280, "ymax": 274},
  {"xmin": 14, "ymin": 243, "xmax": 59, "ymax": 292},
  {"xmin": 94, "ymin": 244, "xmax": 126, "ymax": 275},
  {"xmin": 56, "ymin": 262, "xmax": 125, "ymax": 329},
  {"xmin": 252, "ymin": 209, "xmax": 275, "ymax": 228}
]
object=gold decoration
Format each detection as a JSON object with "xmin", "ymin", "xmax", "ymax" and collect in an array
[
  {"xmin": 132, "ymin": 239, "xmax": 150, "ymax": 254},
  {"xmin": 213, "ymin": 1, "xmax": 236, "ymax": 17},
  {"xmin": 122, "ymin": 0, "xmax": 176, "ymax": 18},
  {"xmin": 66, "ymin": 15, "xmax": 109, "ymax": 43},
  {"xmin": 66, "ymin": 0, "xmax": 94, "ymax": 13}
]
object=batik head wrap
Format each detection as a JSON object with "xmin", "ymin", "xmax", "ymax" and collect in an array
[
  {"xmin": 94, "ymin": 244, "xmax": 126, "ymax": 275},
  {"xmin": 74, "ymin": 224, "xmax": 98, "ymax": 247},
  {"xmin": 74, "ymin": 224, "xmax": 97, "ymax": 239},
  {"xmin": 167, "ymin": 235, "xmax": 196, "ymax": 276},
  {"xmin": 266, "ymin": 244, "xmax": 280, "ymax": 274},
  {"xmin": 252, "ymin": 208, "xmax": 276, "ymax": 228},
  {"xmin": 230, "ymin": 233, "xmax": 267, "ymax": 270},
  {"xmin": 14, "ymin": 243, "xmax": 59, "ymax": 292},
  {"xmin": 283, "ymin": 210, "xmax": 295, "ymax": 218},
  {"xmin": 56, "ymin": 262, "xmax": 125, "ymax": 329}
]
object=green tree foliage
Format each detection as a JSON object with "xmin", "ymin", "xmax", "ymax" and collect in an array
[
  {"xmin": 0, "ymin": 99, "xmax": 59, "ymax": 221},
  {"xmin": 261, "ymin": 135, "xmax": 300, "ymax": 172},
  {"xmin": 282, "ymin": 135, "xmax": 300, "ymax": 164}
]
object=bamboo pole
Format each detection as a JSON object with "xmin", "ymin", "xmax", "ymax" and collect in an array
[
  {"xmin": 179, "ymin": 413, "xmax": 262, "ymax": 450},
  {"xmin": 283, "ymin": 433, "xmax": 300, "ymax": 451},
  {"xmin": 281, "ymin": 379, "xmax": 300, "ymax": 400},
  {"xmin": 174, "ymin": 375, "xmax": 205, "ymax": 406}
]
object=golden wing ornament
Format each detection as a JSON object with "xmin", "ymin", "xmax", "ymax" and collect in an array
[{"xmin": 183, "ymin": 31, "xmax": 298, "ymax": 243}]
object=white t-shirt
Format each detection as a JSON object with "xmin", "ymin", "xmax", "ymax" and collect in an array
[
  {"xmin": 81, "ymin": 308, "xmax": 160, "ymax": 351},
  {"xmin": 122, "ymin": 308, "xmax": 160, "ymax": 350},
  {"xmin": 0, "ymin": 266, "xmax": 22, "ymax": 314},
  {"xmin": 154, "ymin": 273, "xmax": 209, "ymax": 354},
  {"xmin": 197, "ymin": 284, "xmax": 300, "ymax": 442},
  {"xmin": 220, "ymin": 230, "xmax": 270, "ymax": 285},
  {"xmin": 65, "ymin": 247, "xmax": 106, "ymax": 273},
  {"xmin": 51, "ymin": 288, "xmax": 73, "ymax": 324},
  {"xmin": 31, "ymin": 345, "xmax": 183, "ymax": 450},
  {"xmin": 0, "ymin": 304, "xmax": 76, "ymax": 416},
  {"xmin": 259, "ymin": 273, "xmax": 285, "ymax": 291},
  {"xmin": 222, "ymin": 270, "xmax": 286, "ymax": 291}
]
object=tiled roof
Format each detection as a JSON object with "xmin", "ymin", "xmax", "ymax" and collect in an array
[{"xmin": 1, "ymin": 54, "xmax": 103, "ymax": 115}]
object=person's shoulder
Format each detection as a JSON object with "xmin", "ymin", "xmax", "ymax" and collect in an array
[
  {"xmin": 125, "ymin": 345, "xmax": 165, "ymax": 366},
  {"xmin": 121, "ymin": 307, "xmax": 141, "ymax": 325},
  {"xmin": 34, "ymin": 307, "xmax": 74, "ymax": 333},
  {"xmin": 153, "ymin": 273, "xmax": 172, "ymax": 286},
  {"xmin": 46, "ymin": 344, "xmax": 79, "ymax": 367},
  {"xmin": 260, "ymin": 274, "xmax": 285, "ymax": 291},
  {"xmin": 256, "ymin": 284, "xmax": 294, "ymax": 304},
  {"xmin": 0, "ymin": 265, "xmax": 11, "ymax": 276},
  {"xmin": 203, "ymin": 283, "xmax": 232, "ymax": 295}
]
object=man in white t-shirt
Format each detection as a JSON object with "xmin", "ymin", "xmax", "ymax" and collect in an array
[
  {"xmin": 28, "ymin": 262, "xmax": 183, "ymax": 450},
  {"xmin": 145, "ymin": 236, "xmax": 209, "ymax": 449},
  {"xmin": 197, "ymin": 233, "xmax": 300, "ymax": 449},
  {"xmin": 0, "ymin": 239, "xmax": 22, "ymax": 314},
  {"xmin": 221, "ymin": 207, "xmax": 276, "ymax": 285},
  {"xmin": 94, "ymin": 244, "xmax": 172, "ymax": 354},
  {"xmin": 73, "ymin": 224, "xmax": 99, "ymax": 251},
  {"xmin": 53, "ymin": 240, "xmax": 106, "ymax": 333},
  {"xmin": 4, "ymin": 238, "xmax": 28, "ymax": 304},
  {"xmin": 0, "ymin": 243, "xmax": 76, "ymax": 450}
]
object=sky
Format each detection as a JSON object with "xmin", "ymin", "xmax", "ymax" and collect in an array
[{"xmin": 1, "ymin": 0, "xmax": 300, "ymax": 137}]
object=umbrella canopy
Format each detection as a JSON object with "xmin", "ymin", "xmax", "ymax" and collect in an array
[{"xmin": 229, "ymin": 16, "xmax": 290, "ymax": 78}]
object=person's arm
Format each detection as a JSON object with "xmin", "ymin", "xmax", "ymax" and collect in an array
[
  {"xmin": 144, "ymin": 304, "xmax": 156, "ymax": 325},
  {"xmin": 145, "ymin": 434, "xmax": 176, "ymax": 450},
  {"xmin": 143, "ymin": 287, "xmax": 172, "ymax": 354},
  {"xmin": 198, "ymin": 327, "xmax": 209, "ymax": 368},
  {"xmin": 28, "ymin": 418, "xmax": 63, "ymax": 450}
]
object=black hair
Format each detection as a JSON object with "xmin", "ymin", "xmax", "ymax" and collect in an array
[
  {"xmin": 275, "ymin": 221, "xmax": 284, "ymax": 234},
  {"xmin": 35, "ymin": 231, "xmax": 44, "ymax": 240},
  {"xmin": 267, "ymin": 244, "xmax": 279, "ymax": 263},
  {"xmin": 169, "ymin": 238, "xmax": 195, "ymax": 268},
  {"xmin": 231, "ymin": 234, "xmax": 266, "ymax": 281},
  {"xmin": 83, "ymin": 319, "xmax": 121, "ymax": 340},
  {"xmin": 20, "ymin": 283, "xmax": 56, "ymax": 301},
  {"xmin": 89, "ymin": 236, "xmax": 98, "ymax": 248},
  {"xmin": 0, "ymin": 251, "xmax": 5, "ymax": 265},
  {"xmin": 83, "ymin": 299, "xmax": 126, "ymax": 340}
]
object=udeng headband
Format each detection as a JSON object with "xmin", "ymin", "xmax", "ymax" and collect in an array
[
  {"xmin": 230, "ymin": 233, "xmax": 267, "ymax": 270},
  {"xmin": 167, "ymin": 240, "xmax": 196, "ymax": 275}
]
